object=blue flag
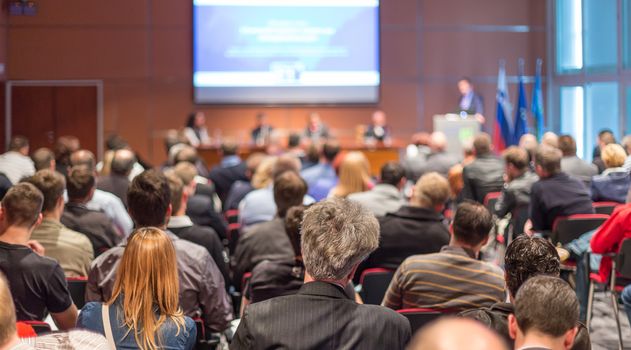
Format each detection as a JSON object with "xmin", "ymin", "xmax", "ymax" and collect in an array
[
  {"xmin": 531, "ymin": 59, "xmax": 545, "ymax": 140},
  {"xmin": 512, "ymin": 62, "xmax": 528, "ymax": 146},
  {"xmin": 493, "ymin": 61, "xmax": 512, "ymax": 151}
]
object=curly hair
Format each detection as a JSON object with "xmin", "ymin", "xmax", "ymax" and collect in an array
[{"xmin": 504, "ymin": 235, "xmax": 560, "ymax": 298}]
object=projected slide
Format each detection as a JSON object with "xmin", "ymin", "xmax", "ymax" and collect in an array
[{"xmin": 193, "ymin": 0, "xmax": 380, "ymax": 104}]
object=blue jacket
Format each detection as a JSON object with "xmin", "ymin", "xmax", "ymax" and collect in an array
[{"xmin": 590, "ymin": 167, "xmax": 631, "ymax": 204}]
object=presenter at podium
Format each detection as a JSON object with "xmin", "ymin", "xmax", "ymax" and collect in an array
[
  {"xmin": 251, "ymin": 112, "xmax": 273, "ymax": 146},
  {"xmin": 457, "ymin": 77, "xmax": 485, "ymax": 124},
  {"xmin": 364, "ymin": 110, "xmax": 391, "ymax": 144}
]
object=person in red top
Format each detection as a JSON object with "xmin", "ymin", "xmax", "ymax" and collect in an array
[{"xmin": 590, "ymin": 204, "xmax": 631, "ymax": 282}]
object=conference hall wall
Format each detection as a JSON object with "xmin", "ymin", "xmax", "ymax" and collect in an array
[{"xmin": 0, "ymin": 0, "xmax": 546, "ymax": 164}]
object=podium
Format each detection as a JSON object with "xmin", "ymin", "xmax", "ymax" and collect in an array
[{"xmin": 433, "ymin": 114, "xmax": 481, "ymax": 158}]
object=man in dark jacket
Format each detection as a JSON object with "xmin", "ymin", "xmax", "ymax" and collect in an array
[
  {"xmin": 460, "ymin": 235, "xmax": 590, "ymax": 350},
  {"xmin": 208, "ymin": 140, "xmax": 248, "ymax": 204},
  {"xmin": 361, "ymin": 172, "xmax": 450, "ymax": 273},
  {"xmin": 462, "ymin": 133, "xmax": 504, "ymax": 203}
]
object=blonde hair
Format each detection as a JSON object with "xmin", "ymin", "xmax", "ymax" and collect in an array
[
  {"xmin": 251, "ymin": 156, "xmax": 276, "ymax": 189},
  {"xmin": 108, "ymin": 227, "xmax": 185, "ymax": 350},
  {"xmin": 601, "ymin": 143, "xmax": 626, "ymax": 168},
  {"xmin": 330, "ymin": 152, "xmax": 371, "ymax": 198},
  {"xmin": 447, "ymin": 164, "xmax": 464, "ymax": 199},
  {"xmin": 412, "ymin": 172, "xmax": 450, "ymax": 208},
  {"xmin": 100, "ymin": 150, "xmax": 115, "ymax": 176}
]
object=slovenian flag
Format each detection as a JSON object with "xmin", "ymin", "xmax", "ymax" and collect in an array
[{"xmin": 493, "ymin": 60, "xmax": 513, "ymax": 152}]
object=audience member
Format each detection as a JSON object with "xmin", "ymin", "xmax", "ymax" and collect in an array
[
  {"xmin": 31, "ymin": 147, "xmax": 56, "ymax": 172},
  {"xmin": 403, "ymin": 132, "xmax": 431, "ymax": 182},
  {"xmin": 78, "ymin": 227, "xmax": 196, "ymax": 350},
  {"xmin": 69, "ymin": 150, "xmax": 133, "ymax": 237},
  {"xmin": 422, "ymin": 131, "xmax": 460, "ymax": 177},
  {"xmin": 0, "ymin": 184, "xmax": 78, "ymax": 329},
  {"xmin": 286, "ymin": 133, "xmax": 306, "ymax": 160},
  {"xmin": 54, "ymin": 136, "xmax": 80, "ymax": 176},
  {"xmin": 361, "ymin": 172, "xmax": 450, "ymax": 273},
  {"xmin": 173, "ymin": 144, "xmax": 211, "ymax": 179},
  {"xmin": 508, "ymin": 276, "xmax": 579, "ymax": 350},
  {"xmin": 462, "ymin": 133, "xmax": 504, "ymax": 203},
  {"xmin": 530, "ymin": 146, "xmax": 594, "ymax": 233},
  {"xmin": 24, "ymin": 170, "xmax": 94, "ymax": 277},
  {"xmin": 100, "ymin": 134, "xmax": 147, "ymax": 180},
  {"xmin": 461, "ymin": 235, "xmax": 590, "ymax": 350},
  {"xmin": 165, "ymin": 171, "xmax": 230, "ymax": 286},
  {"xmin": 224, "ymin": 153, "xmax": 266, "ymax": 211},
  {"xmin": 86, "ymin": 170, "xmax": 233, "ymax": 333},
  {"xmin": 251, "ymin": 112, "xmax": 273, "ymax": 146},
  {"xmin": 303, "ymin": 112, "xmax": 330, "ymax": 142},
  {"xmin": 329, "ymin": 151, "xmax": 372, "ymax": 198},
  {"xmin": 592, "ymin": 129, "xmax": 616, "ymax": 174},
  {"xmin": 364, "ymin": 110, "xmax": 391, "ymax": 144},
  {"xmin": 61, "ymin": 166, "xmax": 121, "ymax": 256},
  {"xmin": 301, "ymin": 142, "xmax": 320, "ymax": 170},
  {"xmin": 518, "ymin": 133, "xmax": 538, "ymax": 168},
  {"xmin": 234, "ymin": 170, "xmax": 307, "ymax": 289},
  {"xmin": 542, "ymin": 131, "xmax": 559, "ymax": 148},
  {"xmin": 301, "ymin": 141, "xmax": 340, "ymax": 201},
  {"xmin": 558, "ymin": 135, "xmax": 598, "ymax": 187},
  {"xmin": 622, "ymin": 284, "xmax": 631, "ymax": 326},
  {"xmin": 183, "ymin": 111, "xmax": 211, "ymax": 147},
  {"xmin": 590, "ymin": 143, "xmax": 630, "ymax": 203},
  {"xmin": 0, "ymin": 136, "xmax": 35, "ymax": 185},
  {"xmin": 347, "ymin": 162, "xmax": 405, "ymax": 217},
  {"xmin": 232, "ymin": 199, "xmax": 411, "ymax": 349},
  {"xmin": 622, "ymin": 134, "xmax": 631, "ymax": 171},
  {"xmin": 383, "ymin": 201, "xmax": 505, "ymax": 311},
  {"xmin": 407, "ymin": 318, "xmax": 507, "ymax": 350},
  {"xmin": 208, "ymin": 140, "xmax": 248, "ymax": 204},
  {"xmin": 0, "ymin": 173, "xmax": 10, "ymax": 201},
  {"xmin": 447, "ymin": 164, "xmax": 464, "ymax": 205},
  {"xmin": 494, "ymin": 147, "xmax": 538, "ymax": 237},
  {"xmin": 96, "ymin": 149, "xmax": 134, "ymax": 207},
  {"xmin": 239, "ymin": 154, "xmax": 312, "ymax": 227},
  {"xmin": 461, "ymin": 139, "xmax": 476, "ymax": 166}
]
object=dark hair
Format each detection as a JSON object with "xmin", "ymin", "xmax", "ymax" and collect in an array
[
  {"xmin": 1, "ymin": 183, "xmax": 43, "ymax": 227},
  {"xmin": 598, "ymin": 129, "xmax": 614, "ymax": 138},
  {"xmin": 220, "ymin": 141, "xmax": 238, "ymax": 157},
  {"xmin": 186, "ymin": 112, "xmax": 197, "ymax": 128},
  {"xmin": 54, "ymin": 136, "xmax": 80, "ymax": 167},
  {"xmin": 106, "ymin": 134, "xmax": 129, "ymax": 151},
  {"xmin": 557, "ymin": 135, "xmax": 577, "ymax": 156},
  {"xmin": 452, "ymin": 201, "xmax": 493, "ymax": 246},
  {"xmin": 31, "ymin": 148, "xmax": 55, "ymax": 171},
  {"xmin": 502, "ymin": 147, "xmax": 529, "ymax": 170},
  {"xmin": 165, "ymin": 172, "xmax": 184, "ymax": 215},
  {"xmin": 322, "ymin": 141, "xmax": 340, "ymax": 163},
  {"xmin": 380, "ymin": 162, "xmax": 405, "ymax": 186},
  {"xmin": 305, "ymin": 144, "xmax": 320, "ymax": 164},
  {"xmin": 288, "ymin": 133, "xmax": 301, "ymax": 148},
  {"xmin": 473, "ymin": 133, "xmax": 491, "ymax": 155},
  {"xmin": 111, "ymin": 150, "xmax": 136, "ymax": 176},
  {"xmin": 272, "ymin": 155, "xmax": 301, "ymax": 179},
  {"xmin": 274, "ymin": 171, "xmax": 307, "ymax": 218},
  {"xmin": 535, "ymin": 145, "xmax": 562, "ymax": 175},
  {"xmin": 514, "ymin": 275, "xmax": 578, "ymax": 337},
  {"xmin": 66, "ymin": 166, "xmax": 96, "ymax": 201},
  {"xmin": 285, "ymin": 205, "xmax": 307, "ymax": 259},
  {"xmin": 504, "ymin": 235, "xmax": 560, "ymax": 297},
  {"xmin": 127, "ymin": 170, "xmax": 170, "ymax": 227},
  {"xmin": 22, "ymin": 170, "xmax": 65, "ymax": 213},
  {"xmin": 458, "ymin": 77, "xmax": 472, "ymax": 85},
  {"xmin": 8, "ymin": 135, "xmax": 29, "ymax": 152}
]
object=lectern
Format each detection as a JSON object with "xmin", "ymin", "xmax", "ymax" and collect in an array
[{"xmin": 433, "ymin": 114, "xmax": 481, "ymax": 158}]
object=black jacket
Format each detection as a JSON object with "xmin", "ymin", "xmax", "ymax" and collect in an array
[
  {"xmin": 462, "ymin": 154, "xmax": 505, "ymax": 203},
  {"xmin": 209, "ymin": 162, "xmax": 248, "ymax": 205},
  {"xmin": 61, "ymin": 203, "xmax": 121, "ymax": 256},
  {"xmin": 231, "ymin": 281, "xmax": 411, "ymax": 350},
  {"xmin": 186, "ymin": 194, "xmax": 228, "ymax": 239}
]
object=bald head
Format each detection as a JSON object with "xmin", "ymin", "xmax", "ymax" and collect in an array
[
  {"xmin": 430, "ymin": 132, "xmax": 448, "ymax": 152},
  {"xmin": 111, "ymin": 149, "xmax": 136, "ymax": 176},
  {"xmin": 407, "ymin": 318, "xmax": 507, "ymax": 350},
  {"xmin": 542, "ymin": 132, "xmax": 559, "ymax": 148},
  {"xmin": 70, "ymin": 150, "xmax": 96, "ymax": 172}
]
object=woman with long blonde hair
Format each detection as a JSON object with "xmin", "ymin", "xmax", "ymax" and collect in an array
[
  {"xmin": 78, "ymin": 227, "xmax": 196, "ymax": 350},
  {"xmin": 328, "ymin": 151, "xmax": 372, "ymax": 198}
]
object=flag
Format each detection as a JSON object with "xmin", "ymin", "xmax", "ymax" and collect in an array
[
  {"xmin": 512, "ymin": 60, "xmax": 528, "ymax": 146},
  {"xmin": 531, "ymin": 58, "xmax": 545, "ymax": 140},
  {"xmin": 493, "ymin": 60, "xmax": 512, "ymax": 152}
]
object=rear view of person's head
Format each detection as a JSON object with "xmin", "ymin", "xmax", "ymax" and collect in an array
[
  {"xmin": 535, "ymin": 145, "xmax": 563, "ymax": 178},
  {"xmin": 32, "ymin": 147, "xmax": 55, "ymax": 171},
  {"xmin": 598, "ymin": 129, "xmax": 616, "ymax": 147},
  {"xmin": 288, "ymin": 133, "xmax": 301, "ymax": 149},
  {"xmin": 601, "ymin": 143, "xmax": 626, "ymax": 169},
  {"xmin": 557, "ymin": 135, "xmax": 577, "ymax": 157},
  {"xmin": 301, "ymin": 199, "xmax": 379, "ymax": 282},
  {"xmin": 220, "ymin": 140, "xmax": 238, "ymax": 157},
  {"xmin": 407, "ymin": 317, "xmax": 507, "ymax": 350},
  {"xmin": 172, "ymin": 161, "xmax": 197, "ymax": 188},
  {"xmin": 0, "ymin": 183, "xmax": 43, "ymax": 231},
  {"xmin": 504, "ymin": 235, "xmax": 560, "ymax": 299},
  {"xmin": 542, "ymin": 132, "xmax": 559, "ymax": 148},
  {"xmin": 111, "ymin": 149, "xmax": 136, "ymax": 177},
  {"xmin": 380, "ymin": 162, "xmax": 405, "ymax": 188},
  {"xmin": 106, "ymin": 134, "xmax": 129, "ymax": 151},
  {"xmin": 273, "ymin": 171, "xmax": 307, "ymax": 218},
  {"xmin": 70, "ymin": 149, "xmax": 96, "ymax": 172},
  {"xmin": 8, "ymin": 135, "xmax": 29, "ymax": 155},
  {"xmin": 272, "ymin": 154, "xmax": 301, "ymax": 179},
  {"xmin": 127, "ymin": 170, "xmax": 171, "ymax": 227},
  {"xmin": 412, "ymin": 172, "xmax": 450, "ymax": 211},
  {"xmin": 322, "ymin": 141, "xmax": 340, "ymax": 163},
  {"xmin": 452, "ymin": 201, "xmax": 493, "ymax": 248},
  {"xmin": 473, "ymin": 133, "xmax": 492, "ymax": 156},
  {"xmin": 284, "ymin": 205, "xmax": 307, "ymax": 260},
  {"xmin": 509, "ymin": 276, "xmax": 579, "ymax": 350},
  {"xmin": 54, "ymin": 136, "xmax": 80, "ymax": 169},
  {"xmin": 165, "ymin": 171, "xmax": 186, "ymax": 215},
  {"xmin": 251, "ymin": 156, "xmax": 276, "ymax": 189},
  {"xmin": 0, "ymin": 272, "xmax": 18, "ymax": 349},
  {"xmin": 429, "ymin": 131, "xmax": 448, "ymax": 152},
  {"xmin": 503, "ymin": 147, "xmax": 529, "ymax": 180},
  {"xmin": 110, "ymin": 227, "xmax": 184, "ymax": 350},
  {"xmin": 245, "ymin": 152, "xmax": 266, "ymax": 179},
  {"xmin": 22, "ymin": 170, "xmax": 66, "ymax": 215},
  {"xmin": 173, "ymin": 145, "xmax": 199, "ymax": 165},
  {"xmin": 66, "ymin": 166, "xmax": 96, "ymax": 203},
  {"xmin": 334, "ymin": 151, "xmax": 370, "ymax": 197}
]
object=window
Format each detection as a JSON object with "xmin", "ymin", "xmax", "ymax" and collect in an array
[
  {"xmin": 560, "ymin": 86, "xmax": 585, "ymax": 158},
  {"xmin": 556, "ymin": 0, "xmax": 583, "ymax": 73},
  {"xmin": 583, "ymin": 0, "xmax": 617, "ymax": 71},
  {"xmin": 585, "ymin": 82, "xmax": 619, "ymax": 156}
]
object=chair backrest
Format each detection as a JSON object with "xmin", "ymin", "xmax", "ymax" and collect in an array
[
  {"xmin": 551, "ymin": 214, "xmax": 609, "ymax": 245},
  {"xmin": 396, "ymin": 308, "xmax": 444, "ymax": 334},
  {"xmin": 483, "ymin": 192, "xmax": 501, "ymax": 213},
  {"xmin": 67, "ymin": 277, "xmax": 87, "ymax": 309},
  {"xmin": 592, "ymin": 201, "xmax": 622, "ymax": 215},
  {"xmin": 616, "ymin": 239, "xmax": 631, "ymax": 279},
  {"xmin": 21, "ymin": 320, "xmax": 51, "ymax": 335},
  {"xmin": 359, "ymin": 268, "xmax": 395, "ymax": 305}
]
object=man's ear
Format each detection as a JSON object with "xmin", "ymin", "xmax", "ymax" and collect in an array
[
  {"xmin": 165, "ymin": 203, "xmax": 172, "ymax": 221},
  {"xmin": 563, "ymin": 327, "xmax": 578, "ymax": 350},
  {"xmin": 508, "ymin": 314, "xmax": 518, "ymax": 340},
  {"xmin": 34, "ymin": 213, "xmax": 43, "ymax": 228}
]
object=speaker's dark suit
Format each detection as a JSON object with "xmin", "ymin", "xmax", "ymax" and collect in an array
[{"xmin": 231, "ymin": 281, "xmax": 411, "ymax": 350}]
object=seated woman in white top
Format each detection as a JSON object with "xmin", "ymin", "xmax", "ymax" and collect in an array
[{"xmin": 183, "ymin": 111, "xmax": 211, "ymax": 147}]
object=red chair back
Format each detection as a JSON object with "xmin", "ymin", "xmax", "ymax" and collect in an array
[
  {"xmin": 359, "ymin": 268, "xmax": 395, "ymax": 305},
  {"xmin": 396, "ymin": 308, "xmax": 446, "ymax": 333},
  {"xmin": 483, "ymin": 192, "xmax": 501, "ymax": 213},
  {"xmin": 592, "ymin": 201, "xmax": 622, "ymax": 215},
  {"xmin": 66, "ymin": 276, "xmax": 87, "ymax": 309},
  {"xmin": 20, "ymin": 321, "xmax": 51, "ymax": 335},
  {"xmin": 552, "ymin": 214, "xmax": 609, "ymax": 245}
]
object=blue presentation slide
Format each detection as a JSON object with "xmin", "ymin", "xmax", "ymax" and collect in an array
[{"xmin": 193, "ymin": 0, "xmax": 380, "ymax": 104}]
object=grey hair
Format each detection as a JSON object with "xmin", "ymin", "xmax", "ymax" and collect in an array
[{"xmin": 301, "ymin": 198, "xmax": 379, "ymax": 280}]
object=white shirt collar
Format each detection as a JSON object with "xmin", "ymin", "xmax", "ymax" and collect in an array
[{"xmin": 167, "ymin": 215, "xmax": 194, "ymax": 229}]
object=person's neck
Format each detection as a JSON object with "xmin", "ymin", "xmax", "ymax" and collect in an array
[
  {"xmin": 516, "ymin": 330, "xmax": 562, "ymax": 350},
  {"xmin": 175, "ymin": 208, "xmax": 187, "ymax": 217},
  {"xmin": 304, "ymin": 271, "xmax": 348, "ymax": 289},
  {"xmin": 449, "ymin": 239, "xmax": 480, "ymax": 258},
  {"xmin": 0, "ymin": 333, "xmax": 20, "ymax": 350},
  {"xmin": 68, "ymin": 198, "xmax": 88, "ymax": 205},
  {"xmin": 0, "ymin": 226, "xmax": 31, "ymax": 246},
  {"xmin": 43, "ymin": 211, "xmax": 61, "ymax": 222}
]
